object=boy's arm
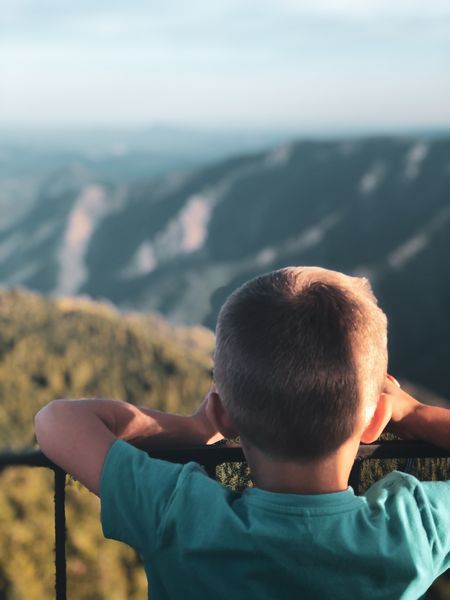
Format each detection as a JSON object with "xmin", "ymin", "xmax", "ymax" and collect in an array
[
  {"xmin": 383, "ymin": 376, "xmax": 450, "ymax": 451},
  {"xmin": 34, "ymin": 395, "xmax": 222, "ymax": 496}
]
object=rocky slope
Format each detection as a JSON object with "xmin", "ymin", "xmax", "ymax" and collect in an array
[{"xmin": 0, "ymin": 136, "xmax": 449, "ymax": 397}]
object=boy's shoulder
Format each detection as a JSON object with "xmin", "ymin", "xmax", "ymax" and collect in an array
[
  {"xmin": 363, "ymin": 469, "xmax": 450, "ymax": 536},
  {"xmin": 101, "ymin": 441, "xmax": 450, "ymax": 596},
  {"xmin": 364, "ymin": 468, "xmax": 448, "ymax": 498}
]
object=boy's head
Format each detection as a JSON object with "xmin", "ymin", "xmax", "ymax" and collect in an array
[{"xmin": 214, "ymin": 266, "xmax": 388, "ymax": 460}]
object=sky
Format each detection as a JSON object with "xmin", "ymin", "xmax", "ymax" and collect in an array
[{"xmin": 1, "ymin": 0, "xmax": 450, "ymax": 131}]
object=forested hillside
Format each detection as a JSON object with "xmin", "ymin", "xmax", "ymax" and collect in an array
[
  {"xmin": 0, "ymin": 289, "xmax": 213, "ymax": 598},
  {"xmin": 0, "ymin": 289, "xmax": 213, "ymax": 448}
]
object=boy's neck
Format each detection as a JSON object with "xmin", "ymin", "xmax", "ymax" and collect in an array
[{"xmin": 241, "ymin": 436, "xmax": 361, "ymax": 495}]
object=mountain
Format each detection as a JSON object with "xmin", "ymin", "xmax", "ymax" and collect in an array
[{"xmin": 0, "ymin": 136, "xmax": 449, "ymax": 398}]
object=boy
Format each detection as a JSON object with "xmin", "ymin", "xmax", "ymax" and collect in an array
[{"xmin": 35, "ymin": 266, "xmax": 450, "ymax": 599}]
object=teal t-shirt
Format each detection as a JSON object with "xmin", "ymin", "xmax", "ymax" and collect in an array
[{"xmin": 100, "ymin": 439, "xmax": 450, "ymax": 600}]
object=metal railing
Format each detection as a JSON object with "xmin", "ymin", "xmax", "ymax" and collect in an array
[{"xmin": 0, "ymin": 440, "xmax": 449, "ymax": 600}]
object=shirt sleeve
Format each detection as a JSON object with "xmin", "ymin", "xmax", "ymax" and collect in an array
[
  {"xmin": 417, "ymin": 479, "xmax": 450, "ymax": 578},
  {"xmin": 100, "ymin": 438, "xmax": 188, "ymax": 555}
]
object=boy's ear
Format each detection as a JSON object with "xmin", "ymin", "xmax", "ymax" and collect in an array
[
  {"xmin": 208, "ymin": 391, "xmax": 238, "ymax": 439},
  {"xmin": 360, "ymin": 393, "xmax": 392, "ymax": 444}
]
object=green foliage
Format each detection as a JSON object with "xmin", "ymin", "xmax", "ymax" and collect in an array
[
  {"xmin": 0, "ymin": 290, "xmax": 214, "ymax": 448},
  {"xmin": 0, "ymin": 289, "xmax": 214, "ymax": 599}
]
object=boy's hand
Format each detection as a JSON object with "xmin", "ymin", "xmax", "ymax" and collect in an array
[
  {"xmin": 383, "ymin": 374, "xmax": 450, "ymax": 451},
  {"xmin": 383, "ymin": 375, "xmax": 422, "ymax": 440},
  {"xmin": 191, "ymin": 391, "xmax": 224, "ymax": 445}
]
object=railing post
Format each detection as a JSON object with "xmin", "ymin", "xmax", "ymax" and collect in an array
[
  {"xmin": 204, "ymin": 463, "xmax": 217, "ymax": 478},
  {"xmin": 54, "ymin": 468, "xmax": 67, "ymax": 600}
]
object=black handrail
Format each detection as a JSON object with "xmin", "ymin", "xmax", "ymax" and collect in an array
[
  {"xmin": 0, "ymin": 440, "xmax": 449, "ymax": 600},
  {"xmin": 1, "ymin": 439, "xmax": 449, "ymax": 471}
]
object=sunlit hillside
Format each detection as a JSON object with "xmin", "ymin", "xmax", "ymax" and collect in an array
[
  {"xmin": 0, "ymin": 288, "xmax": 215, "ymax": 598},
  {"xmin": 0, "ymin": 289, "xmax": 214, "ymax": 449}
]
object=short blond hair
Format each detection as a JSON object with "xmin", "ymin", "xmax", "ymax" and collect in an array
[{"xmin": 214, "ymin": 266, "xmax": 388, "ymax": 459}]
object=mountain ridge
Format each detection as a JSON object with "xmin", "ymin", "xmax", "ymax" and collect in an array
[{"xmin": 0, "ymin": 135, "xmax": 449, "ymax": 397}]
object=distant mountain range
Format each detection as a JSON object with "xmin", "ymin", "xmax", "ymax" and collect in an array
[{"xmin": 0, "ymin": 135, "xmax": 449, "ymax": 398}]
